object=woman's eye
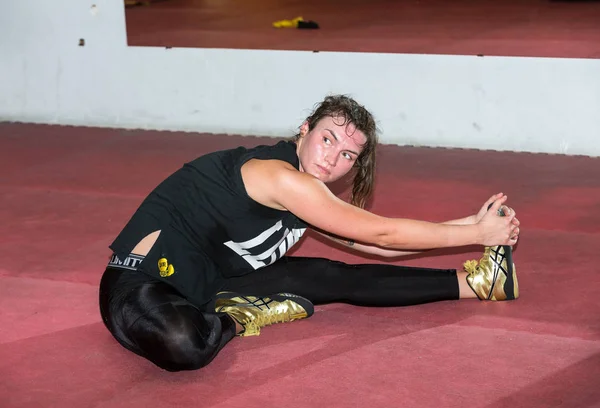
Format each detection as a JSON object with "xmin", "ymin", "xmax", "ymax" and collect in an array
[
  {"xmin": 343, "ymin": 153, "xmax": 352, "ymax": 160},
  {"xmin": 323, "ymin": 137, "xmax": 331, "ymax": 144}
]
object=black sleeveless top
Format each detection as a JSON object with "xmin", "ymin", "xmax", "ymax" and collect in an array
[{"xmin": 109, "ymin": 140, "xmax": 308, "ymax": 304}]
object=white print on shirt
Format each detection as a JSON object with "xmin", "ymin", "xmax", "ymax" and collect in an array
[{"xmin": 224, "ymin": 220, "xmax": 306, "ymax": 269}]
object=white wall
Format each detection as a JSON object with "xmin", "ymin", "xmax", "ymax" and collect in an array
[{"xmin": 1, "ymin": 0, "xmax": 599, "ymax": 156}]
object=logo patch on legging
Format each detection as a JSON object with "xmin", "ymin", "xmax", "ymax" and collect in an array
[{"xmin": 158, "ymin": 258, "xmax": 175, "ymax": 277}]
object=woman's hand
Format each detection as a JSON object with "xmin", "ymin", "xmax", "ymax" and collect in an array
[
  {"xmin": 474, "ymin": 193, "xmax": 504, "ymax": 223},
  {"xmin": 475, "ymin": 192, "xmax": 520, "ymax": 228},
  {"xmin": 446, "ymin": 193, "xmax": 520, "ymax": 229},
  {"xmin": 476, "ymin": 196, "xmax": 521, "ymax": 246}
]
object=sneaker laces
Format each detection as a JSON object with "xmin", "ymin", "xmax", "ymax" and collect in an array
[
  {"xmin": 250, "ymin": 305, "xmax": 296, "ymax": 327},
  {"xmin": 230, "ymin": 301, "xmax": 302, "ymax": 336}
]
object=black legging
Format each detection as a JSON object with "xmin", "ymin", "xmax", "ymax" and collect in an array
[{"xmin": 99, "ymin": 256, "xmax": 459, "ymax": 372}]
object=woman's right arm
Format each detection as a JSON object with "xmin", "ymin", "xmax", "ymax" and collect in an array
[{"xmin": 241, "ymin": 159, "xmax": 518, "ymax": 250}]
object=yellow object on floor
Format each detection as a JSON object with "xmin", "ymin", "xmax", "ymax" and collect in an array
[{"xmin": 272, "ymin": 16, "xmax": 304, "ymax": 28}]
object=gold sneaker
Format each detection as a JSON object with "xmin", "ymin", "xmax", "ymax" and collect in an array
[
  {"xmin": 463, "ymin": 245, "xmax": 519, "ymax": 301},
  {"xmin": 215, "ymin": 292, "xmax": 314, "ymax": 337}
]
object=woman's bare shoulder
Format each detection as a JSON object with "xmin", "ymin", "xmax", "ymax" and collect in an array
[
  {"xmin": 241, "ymin": 159, "xmax": 388, "ymax": 244},
  {"xmin": 241, "ymin": 158, "xmax": 299, "ymax": 210}
]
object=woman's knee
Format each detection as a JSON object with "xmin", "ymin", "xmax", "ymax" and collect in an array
[
  {"xmin": 128, "ymin": 304, "xmax": 221, "ymax": 372},
  {"xmin": 157, "ymin": 330, "xmax": 216, "ymax": 371}
]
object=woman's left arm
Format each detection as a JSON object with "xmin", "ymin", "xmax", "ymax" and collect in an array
[
  {"xmin": 314, "ymin": 213, "xmax": 477, "ymax": 258},
  {"xmin": 313, "ymin": 229, "xmax": 422, "ymax": 258}
]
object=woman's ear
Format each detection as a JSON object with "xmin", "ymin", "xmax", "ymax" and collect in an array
[{"xmin": 299, "ymin": 121, "xmax": 309, "ymax": 137}]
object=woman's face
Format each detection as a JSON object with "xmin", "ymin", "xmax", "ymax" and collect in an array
[{"xmin": 296, "ymin": 116, "xmax": 366, "ymax": 183}]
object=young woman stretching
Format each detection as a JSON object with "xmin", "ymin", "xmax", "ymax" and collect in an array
[{"xmin": 99, "ymin": 95, "xmax": 520, "ymax": 372}]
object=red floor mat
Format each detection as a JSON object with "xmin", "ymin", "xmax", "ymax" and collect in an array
[{"xmin": 1, "ymin": 123, "xmax": 599, "ymax": 407}]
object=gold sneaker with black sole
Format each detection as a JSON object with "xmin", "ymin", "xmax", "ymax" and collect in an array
[
  {"xmin": 464, "ymin": 245, "xmax": 518, "ymax": 301},
  {"xmin": 464, "ymin": 205, "xmax": 519, "ymax": 301},
  {"xmin": 215, "ymin": 292, "xmax": 314, "ymax": 336}
]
